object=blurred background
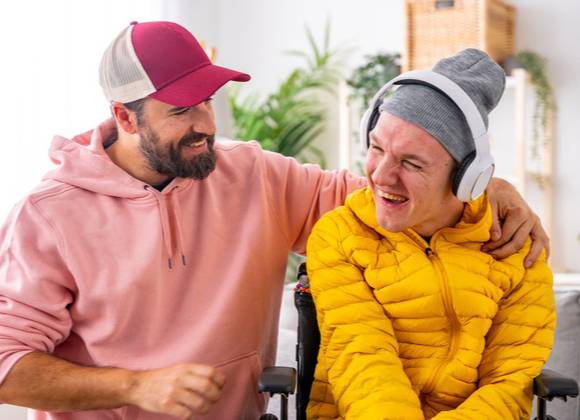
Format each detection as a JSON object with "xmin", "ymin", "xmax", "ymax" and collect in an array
[{"xmin": 0, "ymin": 0, "xmax": 579, "ymax": 417}]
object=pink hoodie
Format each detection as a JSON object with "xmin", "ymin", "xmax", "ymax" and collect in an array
[{"xmin": 0, "ymin": 119, "xmax": 364, "ymax": 419}]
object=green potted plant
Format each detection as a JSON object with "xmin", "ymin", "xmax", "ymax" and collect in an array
[
  {"xmin": 346, "ymin": 52, "xmax": 401, "ymax": 107},
  {"xmin": 513, "ymin": 50, "xmax": 556, "ymax": 160},
  {"xmin": 229, "ymin": 23, "xmax": 344, "ymax": 168}
]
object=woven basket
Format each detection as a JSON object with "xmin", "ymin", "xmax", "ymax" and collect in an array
[{"xmin": 404, "ymin": 0, "xmax": 515, "ymax": 71}]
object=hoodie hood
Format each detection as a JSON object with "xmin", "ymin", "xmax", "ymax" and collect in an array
[
  {"xmin": 43, "ymin": 118, "xmax": 194, "ymax": 269},
  {"xmin": 43, "ymin": 118, "xmax": 188, "ymax": 198}
]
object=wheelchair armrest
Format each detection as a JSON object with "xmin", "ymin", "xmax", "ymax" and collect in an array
[
  {"xmin": 534, "ymin": 369, "xmax": 579, "ymax": 400},
  {"xmin": 258, "ymin": 367, "xmax": 297, "ymax": 395}
]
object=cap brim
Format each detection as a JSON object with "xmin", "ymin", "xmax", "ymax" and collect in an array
[{"xmin": 150, "ymin": 63, "xmax": 251, "ymax": 107}]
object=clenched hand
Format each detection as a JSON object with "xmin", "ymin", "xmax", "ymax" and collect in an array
[{"xmin": 128, "ymin": 363, "xmax": 225, "ymax": 419}]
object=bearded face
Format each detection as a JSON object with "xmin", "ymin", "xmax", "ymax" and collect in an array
[{"xmin": 138, "ymin": 124, "xmax": 217, "ymax": 180}]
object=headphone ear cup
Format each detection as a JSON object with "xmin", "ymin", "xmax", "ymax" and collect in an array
[
  {"xmin": 359, "ymin": 105, "xmax": 382, "ymax": 154},
  {"xmin": 368, "ymin": 107, "xmax": 380, "ymax": 133},
  {"xmin": 452, "ymin": 151, "xmax": 476, "ymax": 197},
  {"xmin": 359, "ymin": 108, "xmax": 372, "ymax": 154}
]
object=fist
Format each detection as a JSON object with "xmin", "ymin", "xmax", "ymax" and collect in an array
[{"xmin": 128, "ymin": 363, "xmax": 225, "ymax": 419}]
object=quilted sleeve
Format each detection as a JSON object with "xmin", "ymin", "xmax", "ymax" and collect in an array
[
  {"xmin": 432, "ymin": 251, "xmax": 555, "ymax": 420},
  {"xmin": 306, "ymin": 212, "xmax": 424, "ymax": 419}
]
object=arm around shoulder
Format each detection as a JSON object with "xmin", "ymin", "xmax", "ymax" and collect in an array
[{"xmin": 261, "ymin": 149, "xmax": 365, "ymax": 254}]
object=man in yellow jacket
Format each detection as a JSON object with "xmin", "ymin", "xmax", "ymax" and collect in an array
[{"xmin": 306, "ymin": 49, "xmax": 555, "ymax": 420}]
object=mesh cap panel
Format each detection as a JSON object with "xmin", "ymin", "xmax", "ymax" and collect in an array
[{"xmin": 99, "ymin": 25, "xmax": 156, "ymax": 103}]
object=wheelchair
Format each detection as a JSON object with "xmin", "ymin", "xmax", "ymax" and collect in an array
[{"xmin": 259, "ymin": 263, "xmax": 579, "ymax": 420}]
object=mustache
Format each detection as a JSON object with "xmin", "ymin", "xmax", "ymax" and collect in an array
[{"xmin": 178, "ymin": 132, "xmax": 215, "ymax": 147}]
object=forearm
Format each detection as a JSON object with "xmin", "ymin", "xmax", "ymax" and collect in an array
[{"xmin": 0, "ymin": 351, "xmax": 135, "ymax": 411}]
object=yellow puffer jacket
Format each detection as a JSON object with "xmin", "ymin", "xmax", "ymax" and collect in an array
[{"xmin": 306, "ymin": 187, "xmax": 555, "ymax": 420}]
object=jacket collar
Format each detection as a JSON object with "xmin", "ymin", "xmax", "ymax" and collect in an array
[{"xmin": 346, "ymin": 187, "xmax": 492, "ymax": 245}]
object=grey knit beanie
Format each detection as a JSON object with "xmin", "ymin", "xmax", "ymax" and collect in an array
[{"xmin": 380, "ymin": 48, "xmax": 506, "ymax": 162}]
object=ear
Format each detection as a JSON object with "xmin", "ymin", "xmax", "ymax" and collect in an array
[{"xmin": 111, "ymin": 102, "xmax": 139, "ymax": 134}]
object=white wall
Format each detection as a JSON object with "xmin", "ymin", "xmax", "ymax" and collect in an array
[
  {"xmin": 215, "ymin": 0, "xmax": 405, "ymax": 96},
  {"xmin": 0, "ymin": 0, "xmax": 158, "ymax": 218}
]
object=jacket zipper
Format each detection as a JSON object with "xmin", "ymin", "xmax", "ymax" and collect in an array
[{"xmin": 404, "ymin": 231, "xmax": 461, "ymax": 395}]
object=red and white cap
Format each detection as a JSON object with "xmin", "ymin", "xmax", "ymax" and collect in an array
[{"xmin": 99, "ymin": 21, "xmax": 251, "ymax": 106}]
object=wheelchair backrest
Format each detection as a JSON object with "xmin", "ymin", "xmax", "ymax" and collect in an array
[{"xmin": 294, "ymin": 263, "xmax": 320, "ymax": 420}]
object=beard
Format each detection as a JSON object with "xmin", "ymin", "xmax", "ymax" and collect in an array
[{"xmin": 138, "ymin": 126, "xmax": 217, "ymax": 180}]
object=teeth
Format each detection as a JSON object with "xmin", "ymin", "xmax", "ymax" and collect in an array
[
  {"xmin": 378, "ymin": 191, "xmax": 407, "ymax": 202},
  {"xmin": 185, "ymin": 139, "xmax": 206, "ymax": 148}
]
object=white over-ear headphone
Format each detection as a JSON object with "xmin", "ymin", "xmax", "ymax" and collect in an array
[{"xmin": 359, "ymin": 70, "xmax": 495, "ymax": 202}]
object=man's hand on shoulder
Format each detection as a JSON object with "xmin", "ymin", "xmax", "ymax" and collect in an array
[
  {"xmin": 128, "ymin": 363, "xmax": 225, "ymax": 419},
  {"xmin": 483, "ymin": 177, "xmax": 550, "ymax": 268}
]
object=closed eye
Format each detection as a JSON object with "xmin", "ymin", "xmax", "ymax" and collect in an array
[
  {"xmin": 172, "ymin": 107, "xmax": 190, "ymax": 116},
  {"xmin": 402, "ymin": 159, "xmax": 422, "ymax": 170},
  {"xmin": 370, "ymin": 143, "xmax": 383, "ymax": 152}
]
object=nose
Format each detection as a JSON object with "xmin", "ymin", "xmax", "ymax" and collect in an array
[
  {"xmin": 191, "ymin": 101, "xmax": 216, "ymax": 136},
  {"xmin": 371, "ymin": 155, "xmax": 400, "ymax": 187}
]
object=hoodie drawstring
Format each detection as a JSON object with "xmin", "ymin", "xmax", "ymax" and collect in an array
[
  {"xmin": 145, "ymin": 185, "xmax": 185, "ymax": 270},
  {"xmin": 170, "ymin": 189, "xmax": 187, "ymax": 266}
]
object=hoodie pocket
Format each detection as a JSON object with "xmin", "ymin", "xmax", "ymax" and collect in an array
[
  {"xmin": 200, "ymin": 350, "xmax": 267, "ymax": 420},
  {"xmin": 121, "ymin": 351, "xmax": 266, "ymax": 420}
]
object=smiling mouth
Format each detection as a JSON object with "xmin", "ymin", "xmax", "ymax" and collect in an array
[
  {"xmin": 377, "ymin": 190, "xmax": 409, "ymax": 204},
  {"xmin": 182, "ymin": 139, "xmax": 207, "ymax": 149}
]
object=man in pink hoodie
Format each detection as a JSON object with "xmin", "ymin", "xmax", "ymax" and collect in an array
[{"xmin": 0, "ymin": 21, "xmax": 548, "ymax": 420}]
